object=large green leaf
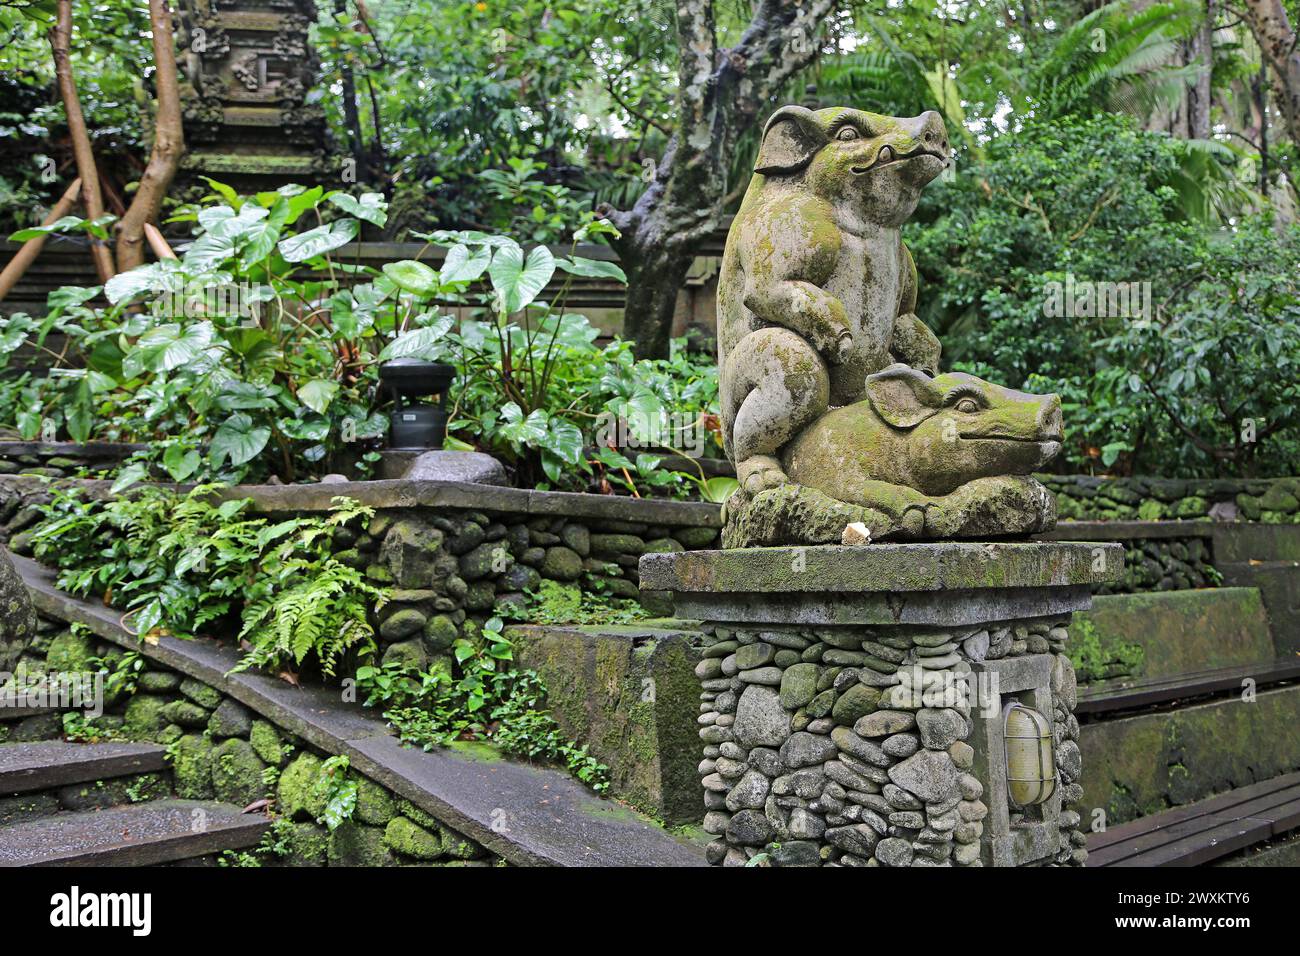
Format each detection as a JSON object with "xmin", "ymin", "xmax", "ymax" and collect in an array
[
  {"xmin": 162, "ymin": 445, "xmax": 201, "ymax": 482},
  {"xmin": 104, "ymin": 264, "xmax": 164, "ymax": 305},
  {"xmin": 298, "ymin": 378, "xmax": 340, "ymax": 414},
  {"xmin": 440, "ymin": 243, "xmax": 491, "ymax": 284},
  {"xmin": 278, "ymin": 219, "xmax": 360, "ymax": 263},
  {"xmin": 127, "ymin": 322, "xmax": 215, "ymax": 375},
  {"xmin": 488, "ymin": 242, "xmax": 555, "ymax": 314},
  {"xmin": 8, "ymin": 215, "xmax": 85, "ymax": 242},
  {"xmin": 379, "ymin": 316, "xmax": 454, "ymax": 360},
  {"xmin": 182, "ymin": 231, "xmax": 240, "ymax": 272},
  {"xmin": 210, "ymin": 412, "xmax": 272, "ymax": 468},
  {"xmin": 382, "ymin": 260, "xmax": 439, "ymax": 298},
  {"xmin": 555, "ymin": 256, "xmax": 627, "ymax": 283},
  {"xmin": 328, "ymin": 192, "xmax": 388, "ymax": 227}
]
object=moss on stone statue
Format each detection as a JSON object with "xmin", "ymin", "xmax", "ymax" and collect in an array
[{"xmin": 383, "ymin": 816, "xmax": 445, "ymax": 860}]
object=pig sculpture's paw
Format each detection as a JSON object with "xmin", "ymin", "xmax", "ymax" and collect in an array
[
  {"xmin": 920, "ymin": 475, "xmax": 1057, "ymax": 538},
  {"xmin": 737, "ymin": 455, "xmax": 789, "ymax": 494}
]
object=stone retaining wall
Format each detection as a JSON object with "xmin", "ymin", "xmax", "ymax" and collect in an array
[
  {"xmin": 1041, "ymin": 475, "xmax": 1300, "ymax": 523},
  {"xmin": 692, "ymin": 615, "xmax": 1084, "ymax": 867},
  {"xmin": 4, "ymin": 611, "xmax": 498, "ymax": 867},
  {"xmin": 1096, "ymin": 536, "xmax": 1215, "ymax": 594},
  {"xmin": 0, "ymin": 442, "xmax": 141, "ymax": 480}
]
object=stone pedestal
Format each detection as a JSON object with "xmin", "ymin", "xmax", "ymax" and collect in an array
[{"xmin": 639, "ymin": 541, "xmax": 1122, "ymax": 868}]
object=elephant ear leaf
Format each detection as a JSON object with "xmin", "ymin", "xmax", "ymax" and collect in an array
[{"xmin": 488, "ymin": 242, "xmax": 555, "ymax": 314}]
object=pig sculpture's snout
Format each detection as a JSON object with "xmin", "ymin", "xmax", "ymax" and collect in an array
[{"xmin": 1038, "ymin": 395, "xmax": 1063, "ymax": 442}]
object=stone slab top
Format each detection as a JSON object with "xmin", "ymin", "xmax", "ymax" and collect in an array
[
  {"xmin": 639, "ymin": 540, "xmax": 1124, "ymax": 595},
  {"xmin": 1035, "ymin": 521, "xmax": 1215, "ymax": 541},
  {"xmin": 0, "ymin": 474, "xmax": 722, "ymax": 529},
  {"xmin": 10, "ymin": 551, "xmax": 706, "ymax": 868}
]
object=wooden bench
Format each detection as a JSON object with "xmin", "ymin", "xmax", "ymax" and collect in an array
[
  {"xmin": 1076, "ymin": 659, "xmax": 1300, "ymax": 715},
  {"xmin": 1088, "ymin": 771, "xmax": 1300, "ymax": 866}
]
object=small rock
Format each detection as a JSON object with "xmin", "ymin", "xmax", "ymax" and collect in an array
[{"xmin": 874, "ymin": 836, "xmax": 913, "ymax": 866}]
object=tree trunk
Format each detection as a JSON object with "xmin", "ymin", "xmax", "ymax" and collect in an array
[
  {"xmin": 606, "ymin": 0, "xmax": 836, "ymax": 358},
  {"xmin": 1184, "ymin": 0, "xmax": 1214, "ymax": 139},
  {"xmin": 1241, "ymin": 0, "xmax": 1300, "ymax": 148},
  {"xmin": 48, "ymin": 0, "xmax": 115, "ymax": 283},
  {"xmin": 0, "ymin": 178, "xmax": 81, "ymax": 302},
  {"xmin": 115, "ymin": 0, "xmax": 186, "ymax": 272},
  {"xmin": 336, "ymin": 0, "xmax": 368, "ymax": 183},
  {"xmin": 621, "ymin": 247, "xmax": 692, "ymax": 360}
]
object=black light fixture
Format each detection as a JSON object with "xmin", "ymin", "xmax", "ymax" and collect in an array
[{"xmin": 379, "ymin": 359, "xmax": 456, "ymax": 450}]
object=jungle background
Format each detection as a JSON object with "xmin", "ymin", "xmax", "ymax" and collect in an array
[{"xmin": 0, "ymin": 0, "xmax": 1298, "ymax": 482}]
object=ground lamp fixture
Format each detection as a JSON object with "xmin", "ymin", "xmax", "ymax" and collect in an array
[{"xmin": 379, "ymin": 359, "xmax": 455, "ymax": 450}]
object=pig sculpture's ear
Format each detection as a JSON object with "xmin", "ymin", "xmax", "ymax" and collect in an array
[
  {"xmin": 754, "ymin": 106, "xmax": 828, "ymax": 175},
  {"xmin": 865, "ymin": 364, "xmax": 944, "ymax": 429}
]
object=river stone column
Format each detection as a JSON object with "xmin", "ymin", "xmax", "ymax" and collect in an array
[{"xmin": 639, "ymin": 541, "xmax": 1121, "ymax": 868}]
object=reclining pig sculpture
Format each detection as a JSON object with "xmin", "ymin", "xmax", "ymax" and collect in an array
[{"xmin": 717, "ymin": 105, "xmax": 1061, "ymax": 547}]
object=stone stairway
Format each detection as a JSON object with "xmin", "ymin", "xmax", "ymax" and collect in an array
[
  {"xmin": 0, "ymin": 737, "xmax": 269, "ymax": 866},
  {"xmin": 1074, "ymin": 584, "xmax": 1300, "ymax": 866}
]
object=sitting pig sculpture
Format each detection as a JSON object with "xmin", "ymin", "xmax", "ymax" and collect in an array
[
  {"xmin": 717, "ymin": 104, "xmax": 1062, "ymax": 547},
  {"xmin": 724, "ymin": 365, "xmax": 1062, "ymax": 546}
]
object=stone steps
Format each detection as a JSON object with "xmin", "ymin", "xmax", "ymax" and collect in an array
[
  {"xmin": 1077, "ymin": 658, "xmax": 1300, "ymax": 715},
  {"xmin": 1079, "ymin": 683, "xmax": 1300, "ymax": 832},
  {"xmin": 1088, "ymin": 771, "xmax": 1300, "ymax": 867},
  {"xmin": 0, "ymin": 799, "xmax": 270, "ymax": 866},
  {"xmin": 0, "ymin": 741, "xmax": 168, "ymax": 796},
  {"xmin": 0, "ymin": 704, "xmax": 60, "ymax": 721}
]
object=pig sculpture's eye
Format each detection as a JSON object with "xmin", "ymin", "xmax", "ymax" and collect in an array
[
  {"xmin": 955, "ymin": 398, "xmax": 980, "ymax": 414},
  {"xmin": 836, "ymin": 127, "xmax": 859, "ymax": 141}
]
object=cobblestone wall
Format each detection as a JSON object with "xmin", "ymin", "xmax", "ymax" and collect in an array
[{"xmin": 693, "ymin": 615, "xmax": 1084, "ymax": 867}]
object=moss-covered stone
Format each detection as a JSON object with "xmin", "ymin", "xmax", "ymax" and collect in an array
[
  {"xmin": 379, "ymin": 608, "xmax": 427, "ymax": 641},
  {"xmin": 123, "ymin": 694, "xmax": 171, "ymax": 739},
  {"xmin": 210, "ymin": 738, "xmax": 266, "ymax": 806},
  {"xmin": 44, "ymin": 629, "xmax": 95, "ymax": 674},
  {"xmin": 354, "ymin": 777, "xmax": 396, "ymax": 826},
  {"xmin": 327, "ymin": 820, "xmax": 396, "ymax": 866},
  {"xmin": 58, "ymin": 772, "xmax": 168, "ymax": 810},
  {"xmin": 171, "ymin": 734, "xmax": 215, "ymax": 799},
  {"xmin": 159, "ymin": 700, "xmax": 210, "ymax": 728},
  {"xmin": 422, "ymin": 614, "xmax": 458, "ymax": 653},
  {"xmin": 249, "ymin": 720, "xmax": 284, "ymax": 766},
  {"xmin": 383, "ymin": 816, "xmax": 445, "ymax": 860},
  {"xmin": 281, "ymin": 821, "xmax": 329, "ymax": 866},
  {"xmin": 395, "ymin": 799, "xmax": 440, "ymax": 831},
  {"xmin": 207, "ymin": 698, "xmax": 253, "ymax": 738},
  {"xmin": 137, "ymin": 671, "xmax": 181, "ymax": 693},
  {"xmin": 438, "ymin": 826, "xmax": 486, "ymax": 860},
  {"xmin": 157, "ymin": 723, "xmax": 185, "ymax": 746},
  {"xmin": 1080, "ymin": 684, "xmax": 1300, "ymax": 825},
  {"xmin": 277, "ymin": 752, "xmax": 326, "ymax": 821},
  {"xmin": 380, "ymin": 638, "xmax": 430, "ymax": 670},
  {"xmin": 178, "ymin": 678, "xmax": 222, "ymax": 710}
]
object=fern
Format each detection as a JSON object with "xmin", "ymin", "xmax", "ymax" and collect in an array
[
  {"xmin": 234, "ymin": 559, "xmax": 384, "ymax": 677},
  {"xmin": 29, "ymin": 485, "xmax": 387, "ymax": 678}
]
